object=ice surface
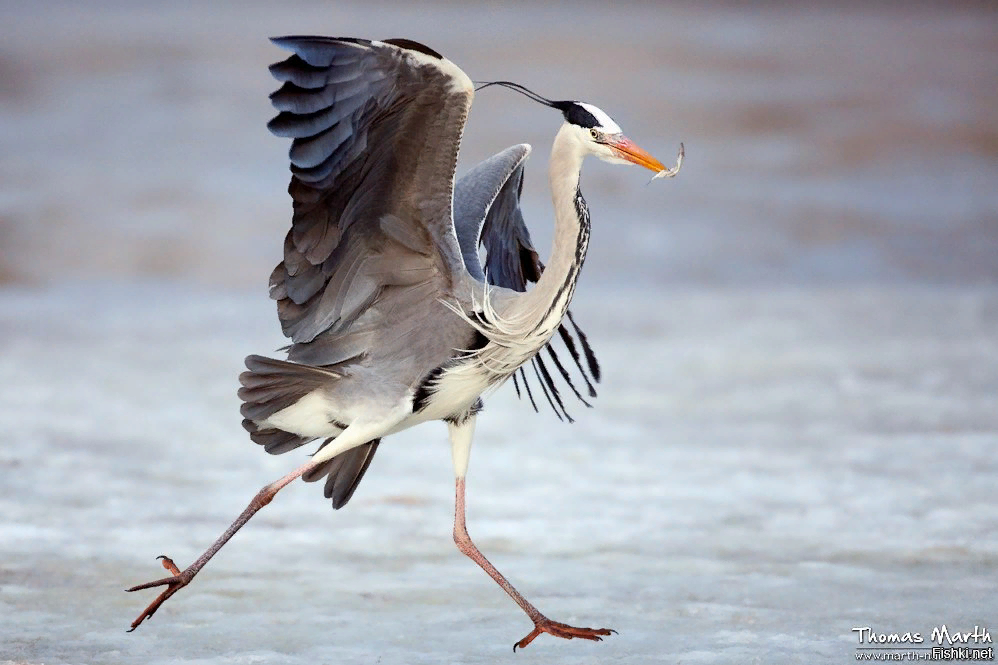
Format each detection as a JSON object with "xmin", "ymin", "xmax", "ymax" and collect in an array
[
  {"xmin": 1, "ymin": 1, "xmax": 997, "ymax": 663},
  {"xmin": 1, "ymin": 285, "xmax": 996, "ymax": 664}
]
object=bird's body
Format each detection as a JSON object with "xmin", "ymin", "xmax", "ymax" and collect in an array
[
  {"xmin": 245, "ymin": 128, "xmax": 592, "ymax": 448},
  {"xmin": 128, "ymin": 35, "xmax": 682, "ymax": 649}
]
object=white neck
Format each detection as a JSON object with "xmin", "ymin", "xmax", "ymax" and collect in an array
[
  {"xmin": 449, "ymin": 123, "xmax": 591, "ymax": 385},
  {"xmin": 516, "ymin": 123, "xmax": 590, "ymax": 334}
]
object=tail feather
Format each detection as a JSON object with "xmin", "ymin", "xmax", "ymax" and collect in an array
[
  {"xmin": 303, "ymin": 439, "xmax": 381, "ymax": 509},
  {"xmin": 238, "ymin": 354, "xmax": 376, "ymax": 509},
  {"xmin": 241, "ymin": 418, "xmax": 315, "ymax": 455},
  {"xmin": 238, "ymin": 354, "xmax": 340, "ymax": 422}
]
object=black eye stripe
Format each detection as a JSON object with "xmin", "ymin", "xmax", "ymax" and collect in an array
[
  {"xmin": 550, "ymin": 100, "xmax": 600, "ymax": 128},
  {"xmin": 561, "ymin": 103, "xmax": 600, "ymax": 129}
]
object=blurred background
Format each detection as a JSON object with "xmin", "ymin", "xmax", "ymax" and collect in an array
[
  {"xmin": 2, "ymin": 2, "xmax": 996, "ymax": 664},
  {"xmin": 2, "ymin": 1, "xmax": 995, "ymax": 288}
]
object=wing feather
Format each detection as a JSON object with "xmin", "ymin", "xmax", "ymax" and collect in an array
[{"xmin": 267, "ymin": 36, "xmax": 473, "ymax": 346}]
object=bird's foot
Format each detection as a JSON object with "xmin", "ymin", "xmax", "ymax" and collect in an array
[
  {"xmin": 125, "ymin": 555, "xmax": 192, "ymax": 631},
  {"xmin": 513, "ymin": 616, "xmax": 615, "ymax": 651}
]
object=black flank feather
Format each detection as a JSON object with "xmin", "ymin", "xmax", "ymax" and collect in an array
[
  {"xmin": 556, "ymin": 321, "xmax": 598, "ymax": 398},
  {"xmin": 519, "ymin": 366, "xmax": 539, "ymax": 413},
  {"xmin": 531, "ymin": 357, "xmax": 565, "ymax": 423},
  {"xmin": 567, "ymin": 310, "xmax": 602, "ymax": 383},
  {"xmin": 535, "ymin": 354, "xmax": 573, "ymax": 423},
  {"xmin": 545, "ymin": 345, "xmax": 592, "ymax": 408}
]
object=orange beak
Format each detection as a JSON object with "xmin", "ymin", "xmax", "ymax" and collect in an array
[
  {"xmin": 607, "ymin": 135, "xmax": 684, "ymax": 178},
  {"xmin": 607, "ymin": 135, "xmax": 665, "ymax": 171}
]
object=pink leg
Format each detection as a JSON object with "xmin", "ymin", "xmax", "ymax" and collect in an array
[
  {"xmin": 452, "ymin": 477, "xmax": 615, "ymax": 651},
  {"xmin": 126, "ymin": 458, "xmax": 319, "ymax": 631}
]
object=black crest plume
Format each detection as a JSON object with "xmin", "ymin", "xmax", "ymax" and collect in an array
[
  {"xmin": 475, "ymin": 81, "xmax": 601, "ymax": 129},
  {"xmin": 474, "ymin": 80, "xmax": 560, "ymax": 108}
]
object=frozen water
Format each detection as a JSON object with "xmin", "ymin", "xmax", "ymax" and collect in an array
[{"xmin": 1, "ymin": 285, "xmax": 996, "ymax": 664}]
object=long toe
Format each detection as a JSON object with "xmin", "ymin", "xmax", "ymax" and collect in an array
[
  {"xmin": 128, "ymin": 582, "xmax": 185, "ymax": 631},
  {"xmin": 125, "ymin": 574, "xmax": 183, "ymax": 593},
  {"xmin": 126, "ymin": 556, "xmax": 193, "ymax": 631},
  {"xmin": 514, "ymin": 618, "xmax": 615, "ymax": 651},
  {"xmin": 126, "ymin": 554, "xmax": 185, "ymax": 592}
]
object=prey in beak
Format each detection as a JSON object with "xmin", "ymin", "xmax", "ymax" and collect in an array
[{"xmin": 605, "ymin": 135, "xmax": 684, "ymax": 179}]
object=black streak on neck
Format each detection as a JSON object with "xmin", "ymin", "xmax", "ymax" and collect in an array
[{"xmin": 536, "ymin": 186, "xmax": 590, "ymax": 331}]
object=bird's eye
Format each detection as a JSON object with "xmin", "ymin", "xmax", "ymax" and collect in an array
[{"xmin": 590, "ymin": 128, "xmax": 600, "ymax": 140}]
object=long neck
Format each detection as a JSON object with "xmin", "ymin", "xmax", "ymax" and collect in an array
[{"xmin": 516, "ymin": 123, "xmax": 590, "ymax": 333}]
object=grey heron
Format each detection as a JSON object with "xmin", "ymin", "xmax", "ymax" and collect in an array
[{"xmin": 127, "ymin": 36, "xmax": 682, "ymax": 650}]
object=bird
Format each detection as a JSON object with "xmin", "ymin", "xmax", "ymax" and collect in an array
[{"xmin": 126, "ymin": 35, "xmax": 683, "ymax": 651}]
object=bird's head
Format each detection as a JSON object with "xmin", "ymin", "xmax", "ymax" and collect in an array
[
  {"xmin": 554, "ymin": 100, "xmax": 665, "ymax": 171},
  {"xmin": 475, "ymin": 81, "xmax": 682, "ymax": 178}
]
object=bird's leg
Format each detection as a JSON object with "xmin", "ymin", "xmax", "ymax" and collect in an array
[
  {"xmin": 125, "ymin": 457, "xmax": 321, "ymax": 631},
  {"xmin": 448, "ymin": 418, "xmax": 614, "ymax": 651},
  {"xmin": 127, "ymin": 413, "xmax": 406, "ymax": 633}
]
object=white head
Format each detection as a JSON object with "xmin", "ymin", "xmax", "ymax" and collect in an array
[
  {"xmin": 556, "ymin": 100, "xmax": 666, "ymax": 171},
  {"xmin": 474, "ymin": 81, "xmax": 668, "ymax": 173}
]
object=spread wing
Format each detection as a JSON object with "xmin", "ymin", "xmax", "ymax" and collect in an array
[
  {"xmin": 266, "ymin": 36, "xmax": 473, "ymax": 345},
  {"xmin": 453, "ymin": 146, "xmax": 602, "ymax": 422}
]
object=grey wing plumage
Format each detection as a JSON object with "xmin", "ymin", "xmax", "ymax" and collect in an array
[
  {"xmin": 254, "ymin": 36, "xmax": 476, "ymax": 509},
  {"xmin": 454, "ymin": 143, "xmax": 531, "ymax": 283},
  {"xmin": 267, "ymin": 36, "xmax": 473, "ymax": 346},
  {"xmin": 453, "ymin": 146, "xmax": 602, "ymax": 423}
]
